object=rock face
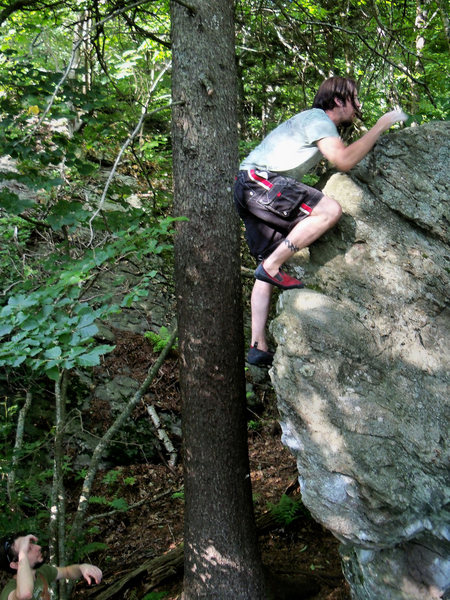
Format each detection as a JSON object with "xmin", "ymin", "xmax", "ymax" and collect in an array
[{"xmin": 270, "ymin": 122, "xmax": 449, "ymax": 600}]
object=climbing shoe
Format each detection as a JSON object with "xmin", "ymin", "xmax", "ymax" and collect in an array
[
  {"xmin": 247, "ymin": 343, "xmax": 274, "ymax": 367},
  {"xmin": 254, "ymin": 262, "xmax": 304, "ymax": 290}
]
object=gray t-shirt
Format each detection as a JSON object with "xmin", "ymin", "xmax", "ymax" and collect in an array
[{"xmin": 240, "ymin": 108, "xmax": 339, "ymax": 181}]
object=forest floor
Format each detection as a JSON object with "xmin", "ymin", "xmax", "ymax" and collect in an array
[{"xmin": 72, "ymin": 330, "xmax": 351, "ymax": 600}]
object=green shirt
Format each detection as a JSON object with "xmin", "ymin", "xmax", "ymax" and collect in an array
[{"xmin": 0, "ymin": 565, "xmax": 58, "ymax": 600}]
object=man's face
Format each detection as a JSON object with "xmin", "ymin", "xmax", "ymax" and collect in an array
[
  {"xmin": 12, "ymin": 536, "xmax": 44, "ymax": 569},
  {"xmin": 341, "ymin": 94, "xmax": 362, "ymax": 124}
]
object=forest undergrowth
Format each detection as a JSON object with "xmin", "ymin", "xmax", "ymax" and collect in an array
[{"xmin": 65, "ymin": 329, "xmax": 350, "ymax": 600}]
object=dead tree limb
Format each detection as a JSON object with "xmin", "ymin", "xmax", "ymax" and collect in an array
[
  {"xmin": 68, "ymin": 326, "xmax": 178, "ymax": 556},
  {"xmin": 146, "ymin": 404, "xmax": 177, "ymax": 467},
  {"xmin": 7, "ymin": 389, "xmax": 32, "ymax": 500},
  {"xmin": 89, "ymin": 506, "xmax": 316, "ymax": 600}
]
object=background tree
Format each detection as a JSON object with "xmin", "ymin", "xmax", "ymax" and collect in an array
[
  {"xmin": 0, "ymin": 1, "xmax": 176, "ymax": 582},
  {"xmin": 235, "ymin": 0, "xmax": 448, "ymax": 142},
  {"xmin": 0, "ymin": 0, "xmax": 448, "ymax": 597},
  {"xmin": 170, "ymin": 0, "xmax": 267, "ymax": 597}
]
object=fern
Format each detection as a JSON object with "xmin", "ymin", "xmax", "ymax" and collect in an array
[
  {"xmin": 144, "ymin": 326, "xmax": 177, "ymax": 353},
  {"xmin": 267, "ymin": 494, "xmax": 307, "ymax": 525},
  {"xmin": 141, "ymin": 592, "xmax": 168, "ymax": 600}
]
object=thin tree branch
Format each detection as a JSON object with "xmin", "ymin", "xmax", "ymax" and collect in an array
[
  {"xmin": 146, "ymin": 404, "xmax": 177, "ymax": 467},
  {"xmin": 121, "ymin": 11, "xmax": 171, "ymax": 48},
  {"xmin": 68, "ymin": 325, "xmax": 178, "ymax": 558},
  {"xmin": 49, "ymin": 372, "xmax": 68, "ymax": 573},
  {"xmin": 7, "ymin": 390, "xmax": 32, "ymax": 501},
  {"xmin": 85, "ymin": 487, "xmax": 180, "ymax": 523},
  {"xmin": 0, "ymin": 0, "xmax": 64, "ymax": 26},
  {"xmin": 298, "ymin": 18, "xmax": 435, "ymax": 102},
  {"xmin": 87, "ymin": 63, "xmax": 172, "ymax": 245},
  {"xmin": 272, "ymin": 0, "xmax": 435, "ymax": 102},
  {"xmin": 171, "ymin": 0, "xmax": 197, "ymax": 15},
  {"xmin": 14, "ymin": 0, "xmax": 159, "ymax": 145}
]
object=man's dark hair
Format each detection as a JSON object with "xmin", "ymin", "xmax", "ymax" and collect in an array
[
  {"xmin": 0, "ymin": 535, "xmax": 19, "ymax": 573},
  {"xmin": 312, "ymin": 76, "xmax": 360, "ymax": 114}
]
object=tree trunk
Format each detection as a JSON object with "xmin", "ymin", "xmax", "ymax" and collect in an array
[
  {"xmin": 412, "ymin": 0, "xmax": 429, "ymax": 111},
  {"xmin": 171, "ymin": 1, "xmax": 266, "ymax": 598},
  {"xmin": 51, "ymin": 371, "xmax": 68, "ymax": 600}
]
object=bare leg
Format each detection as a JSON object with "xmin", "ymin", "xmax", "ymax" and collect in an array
[
  {"xmin": 251, "ymin": 280, "xmax": 273, "ymax": 351},
  {"xmin": 263, "ymin": 195, "xmax": 342, "ymax": 276},
  {"xmin": 250, "ymin": 195, "xmax": 341, "ymax": 352}
]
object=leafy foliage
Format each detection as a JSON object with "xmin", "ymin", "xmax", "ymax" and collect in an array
[
  {"xmin": 0, "ymin": 0, "xmax": 447, "ymax": 578},
  {"xmin": 236, "ymin": 0, "xmax": 449, "ymax": 145},
  {"xmin": 141, "ymin": 592, "xmax": 168, "ymax": 600},
  {"xmin": 144, "ymin": 326, "xmax": 178, "ymax": 353},
  {"xmin": 0, "ymin": 2, "xmax": 176, "ymax": 561}
]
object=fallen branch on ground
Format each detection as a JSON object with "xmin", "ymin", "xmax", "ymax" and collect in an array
[{"xmin": 89, "ymin": 500, "xmax": 340, "ymax": 600}]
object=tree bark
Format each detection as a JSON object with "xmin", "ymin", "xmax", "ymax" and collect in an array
[
  {"xmin": 51, "ymin": 371, "xmax": 68, "ymax": 600},
  {"xmin": 171, "ymin": 1, "xmax": 266, "ymax": 598}
]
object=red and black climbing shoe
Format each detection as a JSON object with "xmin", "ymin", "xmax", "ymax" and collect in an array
[
  {"xmin": 254, "ymin": 262, "xmax": 305, "ymax": 290},
  {"xmin": 247, "ymin": 343, "xmax": 274, "ymax": 367}
]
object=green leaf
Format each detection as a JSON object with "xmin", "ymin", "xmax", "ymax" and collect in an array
[
  {"xmin": 77, "ymin": 324, "xmax": 98, "ymax": 340},
  {"xmin": 0, "ymin": 324, "xmax": 13, "ymax": 337},
  {"xmin": 77, "ymin": 161, "xmax": 98, "ymax": 176},
  {"xmin": 8, "ymin": 294, "xmax": 37, "ymax": 309},
  {"xmin": 0, "ymin": 189, "xmax": 35, "ymax": 214},
  {"xmin": 110, "ymin": 497, "xmax": 128, "ymax": 511},
  {"xmin": 78, "ymin": 311, "xmax": 97, "ymax": 328},
  {"xmin": 12, "ymin": 355, "xmax": 27, "ymax": 367},
  {"xmin": 47, "ymin": 200, "xmax": 91, "ymax": 231},
  {"xmin": 89, "ymin": 496, "xmax": 109, "ymax": 505},
  {"xmin": 44, "ymin": 347, "xmax": 62, "ymax": 359},
  {"xmin": 76, "ymin": 345, "xmax": 115, "ymax": 367}
]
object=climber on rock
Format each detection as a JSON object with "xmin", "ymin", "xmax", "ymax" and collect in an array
[{"xmin": 234, "ymin": 76, "xmax": 407, "ymax": 366}]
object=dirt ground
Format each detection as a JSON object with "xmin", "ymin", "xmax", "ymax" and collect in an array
[{"xmin": 68, "ymin": 330, "xmax": 351, "ymax": 600}]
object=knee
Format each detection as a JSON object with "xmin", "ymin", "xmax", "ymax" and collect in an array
[{"xmin": 323, "ymin": 195, "xmax": 342, "ymax": 225}]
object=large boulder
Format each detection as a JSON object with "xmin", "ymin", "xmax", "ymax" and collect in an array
[{"xmin": 270, "ymin": 122, "xmax": 449, "ymax": 600}]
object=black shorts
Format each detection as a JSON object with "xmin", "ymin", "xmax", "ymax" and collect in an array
[{"xmin": 234, "ymin": 169, "xmax": 323, "ymax": 260}]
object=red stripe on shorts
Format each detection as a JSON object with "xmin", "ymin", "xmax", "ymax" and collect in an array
[{"xmin": 248, "ymin": 169, "xmax": 272, "ymax": 190}]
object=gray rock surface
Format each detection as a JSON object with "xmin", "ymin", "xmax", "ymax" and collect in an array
[{"xmin": 270, "ymin": 122, "xmax": 449, "ymax": 599}]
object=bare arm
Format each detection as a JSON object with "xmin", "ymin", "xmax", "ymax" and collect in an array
[
  {"xmin": 9, "ymin": 536, "xmax": 37, "ymax": 600},
  {"xmin": 317, "ymin": 109, "xmax": 407, "ymax": 172},
  {"xmin": 56, "ymin": 564, "xmax": 102, "ymax": 585}
]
